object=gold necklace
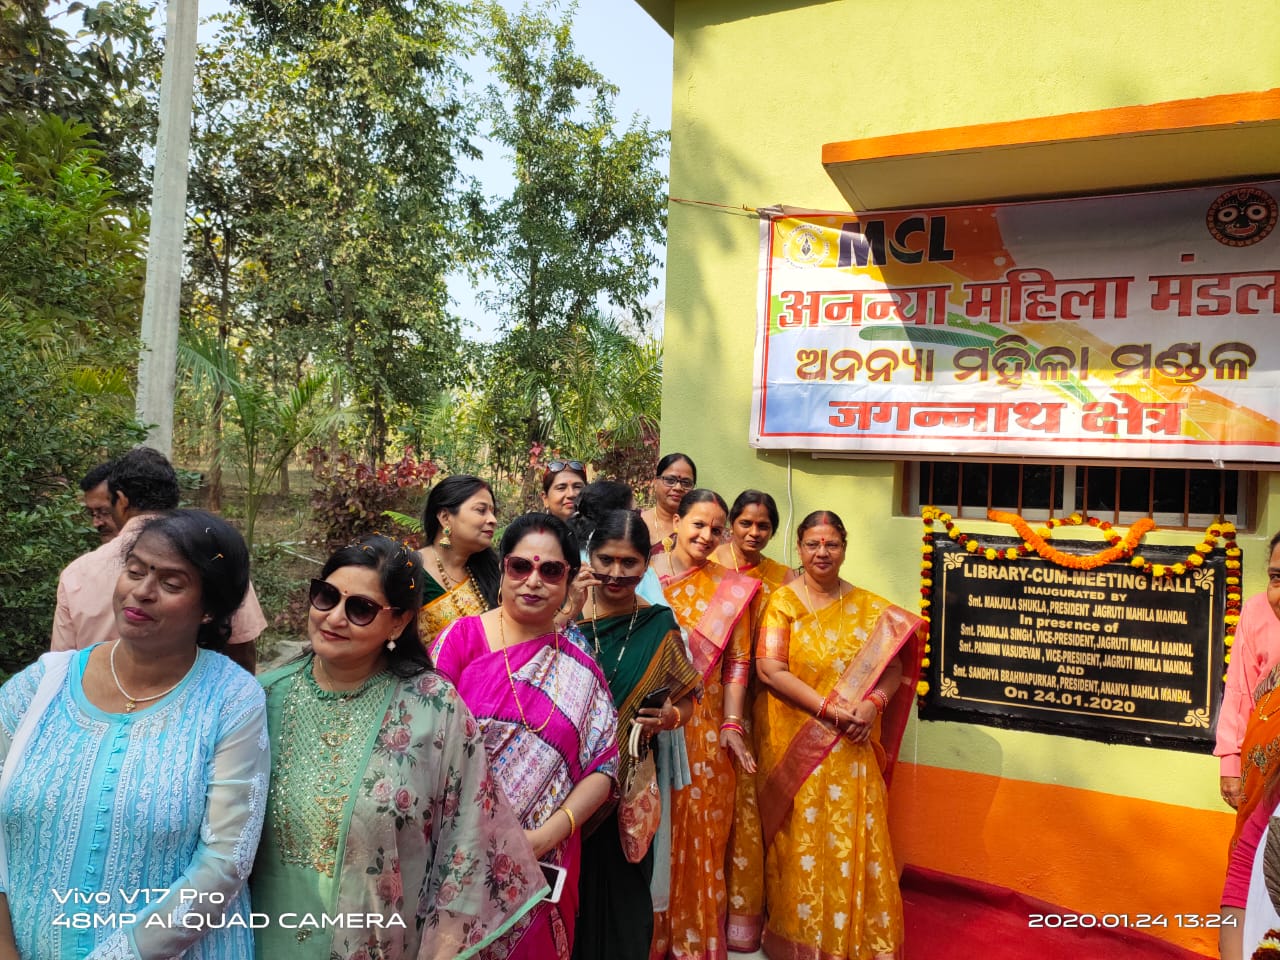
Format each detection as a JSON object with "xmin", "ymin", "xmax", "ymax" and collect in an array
[
  {"xmin": 800, "ymin": 574, "xmax": 846, "ymax": 638},
  {"xmin": 498, "ymin": 611, "xmax": 561, "ymax": 733},
  {"xmin": 109, "ymin": 640, "xmax": 191, "ymax": 712},
  {"xmin": 589, "ymin": 590, "xmax": 640, "ymax": 682},
  {"xmin": 434, "ymin": 547, "xmax": 465, "ymax": 587}
]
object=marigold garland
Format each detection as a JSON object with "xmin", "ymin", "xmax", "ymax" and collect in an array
[{"xmin": 917, "ymin": 507, "xmax": 1242, "ymax": 703}]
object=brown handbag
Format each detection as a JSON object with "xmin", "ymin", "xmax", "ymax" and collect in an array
[{"xmin": 617, "ymin": 720, "xmax": 661, "ymax": 863}]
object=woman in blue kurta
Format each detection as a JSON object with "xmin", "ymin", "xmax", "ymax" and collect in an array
[{"xmin": 0, "ymin": 510, "xmax": 269, "ymax": 960}]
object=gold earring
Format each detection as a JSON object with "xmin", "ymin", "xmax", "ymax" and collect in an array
[{"xmin": 440, "ymin": 525, "xmax": 452, "ymax": 548}]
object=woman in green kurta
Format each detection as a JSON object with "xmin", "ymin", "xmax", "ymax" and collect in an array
[
  {"xmin": 572, "ymin": 510, "xmax": 701, "ymax": 960},
  {"xmin": 253, "ymin": 536, "xmax": 545, "ymax": 960}
]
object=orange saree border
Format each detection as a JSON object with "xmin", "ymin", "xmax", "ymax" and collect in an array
[{"xmin": 759, "ymin": 604, "xmax": 925, "ymax": 850}]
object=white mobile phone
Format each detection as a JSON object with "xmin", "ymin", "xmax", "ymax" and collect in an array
[{"xmin": 539, "ymin": 861, "xmax": 568, "ymax": 904}]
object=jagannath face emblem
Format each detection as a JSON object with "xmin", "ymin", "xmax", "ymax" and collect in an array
[{"xmin": 1206, "ymin": 187, "xmax": 1278, "ymax": 247}]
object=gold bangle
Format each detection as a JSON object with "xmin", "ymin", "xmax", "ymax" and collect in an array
[
  {"xmin": 723, "ymin": 714, "xmax": 744, "ymax": 723},
  {"xmin": 561, "ymin": 805, "xmax": 577, "ymax": 835}
]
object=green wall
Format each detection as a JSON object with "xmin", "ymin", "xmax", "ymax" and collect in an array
[{"xmin": 660, "ymin": 0, "xmax": 1280, "ymax": 812}]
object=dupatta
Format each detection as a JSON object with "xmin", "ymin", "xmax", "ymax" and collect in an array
[
  {"xmin": 757, "ymin": 587, "xmax": 925, "ymax": 850},
  {"xmin": 660, "ymin": 563, "xmax": 760, "ymax": 682}
]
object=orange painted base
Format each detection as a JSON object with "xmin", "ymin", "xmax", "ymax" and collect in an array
[{"xmin": 887, "ymin": 763, "xmax": 1233, "ymax": 955}]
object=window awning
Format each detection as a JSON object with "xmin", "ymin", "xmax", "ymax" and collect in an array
[{"xmin": 822, "ymin": 89, "xmax": 1280, "ymax": 212}]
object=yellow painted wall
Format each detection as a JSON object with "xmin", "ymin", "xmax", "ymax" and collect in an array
[{"xmin": 658, "ymin": 0, "xmax": 1280, "ymax": 951}]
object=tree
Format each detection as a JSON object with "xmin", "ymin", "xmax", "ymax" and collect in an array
[
  {"xmin": 466, "ymin": 1, "xmax": 668, "ymax": 495},
  {"xmin": 180, "ymin": 2, "xmax": 479, "ymax": 463},
  {"xmin": 0, "ymin": 0, "xmax": 161, "ymax": 200},
  {"xmin": 0, "ymin": 113, "xmax": 146, "ymax": 674},
  {"xmin": 181, "ymin": 335, "xmax": 345, "ymax": 550}
]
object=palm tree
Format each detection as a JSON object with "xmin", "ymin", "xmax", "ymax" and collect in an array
[{"xmin": 181, "ymin": 334, "xmax": 345, "ymax": 548}]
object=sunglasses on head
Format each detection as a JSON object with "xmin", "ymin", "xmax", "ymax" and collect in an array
[
  {"xmin": 545, "ymin": 459, "xmax": 585, "ymax": 477},
  {"xmin": 503, "ymin": 555, "xmax": 569, "ymax": 585},
  {"xmin": 309, "ymin": 579, "xmax": 399, "ymax": 626}
]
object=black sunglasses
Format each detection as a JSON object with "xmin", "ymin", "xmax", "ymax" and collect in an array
[
  {"xmin": 546, "ymin": 459, "xmax": 586, "ymax": 477},
  {"xmin": 309, "ymin": 579, "xmax": 399, "ymax": 627},
  {"xmin": 593, "ymin": 571, "xmax": 644, "ymax": 588},
  {"xmin": 503, "ymin": 555, "xmax": 569, "ymax": 585}
]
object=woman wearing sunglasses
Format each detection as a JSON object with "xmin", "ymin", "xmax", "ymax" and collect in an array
[
  {"xmin": 418, "ymin": 475, "xmax": 501, "ymax": 642},
  {"xmin": 710, "ymin": 489, "xmax": 791, "ymax": 951},
  {"xmin": 430, "ymin": 514, "xmax": 618, "ymax": 960},
  {"xmin": 541, "ymin": 459, "xmax": 589, "ymax": 521},
  {"xmin": 573, "ymin": 508, "xmax": 699, "ymax": 960},
  {"xmin": 652, "ymin": 489, "xmax": 761, "ymax": 960},
  {"xmin": 253, "ymin": 536, "xmax": 547, "ymax": 960},
  {"xmin": 640, "ymin": 453, "xmax": 697, "ymax": 558}
]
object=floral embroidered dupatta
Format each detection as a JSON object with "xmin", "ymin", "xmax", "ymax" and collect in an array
[{"xmin": 756, "ymin": 586, "xmax": 925, "ymax": 850}]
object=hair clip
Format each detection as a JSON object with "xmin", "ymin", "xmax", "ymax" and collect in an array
[{"xmin": 211, "ymin": 553, "xmax": 224, "ymax": 561}]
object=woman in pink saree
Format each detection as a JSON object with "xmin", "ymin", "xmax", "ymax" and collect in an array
[{"xmin": 431, "ymin": 513, "xmax": 619, "ymax": 960}]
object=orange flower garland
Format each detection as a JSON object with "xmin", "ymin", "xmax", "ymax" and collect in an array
[{"xmin": 917, "ymin": 507, "xmax": 1242, "ymax": 701}]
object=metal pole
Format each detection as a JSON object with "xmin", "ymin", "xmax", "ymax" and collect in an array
[{"xmin": 135, "ymin": 0, "xmax": 199, "ymax": 456}]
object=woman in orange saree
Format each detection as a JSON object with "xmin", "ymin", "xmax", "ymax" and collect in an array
[
  {"xmin": 652, "ymin": 489, "xmax": 760, "ymax": 960},
  {"xmin": 713, "ymin": 490, "xmax": 791, "ymax": 952},
  {"xmin": 1230, "ymin": 665, "xmax": 1280, "ymax": 853},
  {"xmin": 756, "ymin": 511, "xmax": 925, "ymax": 960}
]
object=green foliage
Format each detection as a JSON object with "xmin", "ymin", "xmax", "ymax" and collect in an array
[
  {"xmin": 181, "ymin": 334, "xmax": 346, "ymax": 549},
  {"xmin": 306, "ymin": 448, "xmax": 439, "ymax": 551},
  {"xmin": 480, "ymin": 1, "xmax": 667, "ymax": 331},
  {"xmin": 0, "ymin": 0, "xmax": 161, "ymax": 199},
  {"xmin": 182, "ymin": 5, "xmax": 476, "ymax": 464},
  {"xmin": 454, "ymin": 1, "xmax": 668, "ymax": 490},
  {"xmin": 248, "ymin": 541, "xmax": 314, "ymax": 652},
  {"xmin": 0, "ymin": 116, "xmax": 147, "ymax": 674}
]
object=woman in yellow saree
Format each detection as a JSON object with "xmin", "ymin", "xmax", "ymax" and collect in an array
[
  {"xmin": 713, "ymin": 490, "xmax": 791, "ymax": 952},
  {"xmin": 418, "ymin": 475, "xmax": 501, "ymax": 640},
  {"xmin": 652, "ymin": 489, "xmax": 760, "ymax": 960},
  {"xmin": 756, "ymin": 511, "xmax": 925, "ymax": 960}
]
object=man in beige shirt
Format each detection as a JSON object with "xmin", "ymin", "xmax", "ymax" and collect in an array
[
  {"xmin": 79, "ymin": 460, "xmax": 119, "ymax": 544},
  {"xmin": 51, "ymin": 446, "xmax": 263, "ymax": 673}
]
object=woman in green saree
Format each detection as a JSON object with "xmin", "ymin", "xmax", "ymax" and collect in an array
[
  {"xmin": 253, "ymin": 536, "xmax": 545, "ymax": 960},
  {"xmin": 573, "ymin": 509, "xmax": 700, "ymax": 960}
]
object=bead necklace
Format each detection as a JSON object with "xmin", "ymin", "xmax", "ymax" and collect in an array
[
  {"xmin": 589, "ymin": 590, "xmax": 640, "ymax": 682},
  {"xmin": 498, "ymin": 611, "xmax": 561, "ymax": 733},
  {"xmin": 433, "ymin": 548, "xmax": 467, "ymax": 588},
  {"xmin": 109, "ymin": 639, "xmax": 191, "ymax": 712},
  {"xmin": 800, "ymin": 574, "xmax": 846, "ymax": 638}
]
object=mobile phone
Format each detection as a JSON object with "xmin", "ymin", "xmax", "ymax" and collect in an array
[
  {"xmin": 640, "ymin": 685, "xmax": 672, "ymax": 711},
  {"xmin": 539, "ymin": 862, "xmax": 567, "ymax": 904}
]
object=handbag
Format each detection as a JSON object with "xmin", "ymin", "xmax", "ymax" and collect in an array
[{"xmin": 617, "ymin": 719, "xmax": 661, "ymax": 863}]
